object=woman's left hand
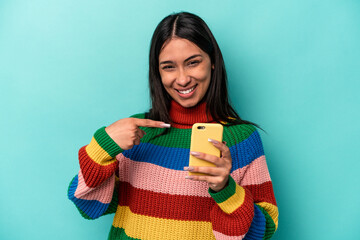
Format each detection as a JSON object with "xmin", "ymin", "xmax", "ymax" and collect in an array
[{"xmin": 184, "ymin": 139, "xmax": 232, "ymax": 192}]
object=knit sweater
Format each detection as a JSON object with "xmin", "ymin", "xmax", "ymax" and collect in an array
[{"xmin": 67, "ymin": 100, "xmax": 279, "ymax": 239}]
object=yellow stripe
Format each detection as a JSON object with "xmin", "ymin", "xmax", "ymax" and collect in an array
[
  {"xmin": 218, "ymin": 184, "xmax": 245, "ymax": 214},
  {"xmin": 257, "ymin": 202, "xmax": 279, "ymax": 230},
  {"xmin": 85, "ymin": 137, "xmax": 116, "ymax": 166},
  {"xmin": 112, "ymin": 206, "xmax": 215, "ymax": 240}
]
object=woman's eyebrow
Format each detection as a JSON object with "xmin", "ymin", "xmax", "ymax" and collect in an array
[
  {"xmin": 184, "ymin": 54, "xmax": 202, "ymax": 62},
  {"xmin": 159, "ymin": 60, "xmax": 173, "ymax": 65},
  {"xmin": 159, "ymin": 54, "xmax": 202, "ymax": 65}
]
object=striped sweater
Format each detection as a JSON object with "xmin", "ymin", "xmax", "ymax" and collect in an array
[{"xmin": 67, "ymin": 100, "xmax": 279, "ymax": 239}]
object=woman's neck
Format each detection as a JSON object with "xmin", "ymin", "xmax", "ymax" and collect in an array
[{"xmin": 169, "ymin": 100, "xmax": 214, "ymax": 129}]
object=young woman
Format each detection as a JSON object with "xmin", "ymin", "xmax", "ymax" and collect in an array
[{"xmin": 68, "ymin": 12, "xmax": 278, "ymax": 240}]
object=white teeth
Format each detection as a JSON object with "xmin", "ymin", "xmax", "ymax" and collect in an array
[{"xmin": 178, "ymin": 86, "xmax": 195, "ymax": 94}]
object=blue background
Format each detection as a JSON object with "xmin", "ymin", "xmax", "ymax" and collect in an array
[{"xmin": 1, "ymin": 0, "xmax": 359, "ymax": 239}]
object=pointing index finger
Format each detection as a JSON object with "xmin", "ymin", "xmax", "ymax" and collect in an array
[{"xmin": 134, "ymin": 118, "xmax": 171, "ymax": 128}]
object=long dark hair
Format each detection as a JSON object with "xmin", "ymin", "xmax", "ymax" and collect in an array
[{"xmin": 148, "ymin": 11, "xmax": 263, "ymax": 131}]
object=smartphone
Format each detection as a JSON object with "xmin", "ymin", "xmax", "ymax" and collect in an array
[{"xmin": 189, "ymin": 123, "xmax": 223, "ymax": 176}]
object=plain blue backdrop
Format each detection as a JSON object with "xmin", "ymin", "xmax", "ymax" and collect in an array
[{"xmin": 1, "ymin": 0, "xmax": 359, "ymax": 239}]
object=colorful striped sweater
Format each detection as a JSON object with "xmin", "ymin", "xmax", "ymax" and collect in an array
[{"xmin": 67, "ymin": 100, "xmax": 279, "ymax": 239}]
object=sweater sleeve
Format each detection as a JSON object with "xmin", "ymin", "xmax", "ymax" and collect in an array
[
  {"xmin": 67, "ymin": 126, "xmax": 123, "ymax": 219},
  {"xmin": 208, "ymin": 128, "xmax": 278, "ymax": 239}
]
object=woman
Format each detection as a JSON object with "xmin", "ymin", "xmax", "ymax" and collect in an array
[{"xmin": 68, "ymin": 12, "xmax": 278, "ymax": 239}]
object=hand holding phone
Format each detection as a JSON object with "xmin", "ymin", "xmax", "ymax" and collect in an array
[{"xmin": 188, "ymin": 123, "xmax": 223, "ymax": 176}]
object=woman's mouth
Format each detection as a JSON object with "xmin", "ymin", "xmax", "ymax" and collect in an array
[{"xmin": 176, "ymin": 85, "xmax": 197, "ymax": 98}]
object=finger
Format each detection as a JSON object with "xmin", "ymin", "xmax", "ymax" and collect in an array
[
  {"xmin": 136, "ymin": 129, "xmax": 146, "ymax": 139},
  {"xmin": 185, "ymin": 175, "xmax": 212, "ymax": 182},
  {"xmin": 184, "ymin": 166, "xmax": 224, "ymax": 176},
  {"xmin": 208, "ymin": 139, "xmax": 231, "ymax": 158},
  {"xmin": 133, "ymin": 137, "xmax": 141, "ymax": 145},
  {"xmin": 134, "ymin": 118, "xmax": 171, "ymax": 128},
  {"xmin": 190, "ymin": 151, "xmax": 222, "ymax": 166},
  {"xmin": 185, "ymin": 174, "xmax": 222, "ymax": 185},
  {"xmin": 136, "ymin": 132, "xmax": 143, "ymax": 141}
]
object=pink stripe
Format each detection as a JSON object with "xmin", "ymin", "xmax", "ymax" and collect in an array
[
  {"xmin": 232, "ymin": 155, "xmax": 271, "ymax": 186},
  {"xmin": 74, "ymin": 170, "xmax": 115, "ymax": 204},
  {"xmin": 213, "ymin": 230, "xmax": 245, "ymax": 240},
  {"xmin": 116, "ymin": 154, "xmax": 210, "ymax": 197},
  {"xmin": 115, "ymin": 154, "xmax": 271, "ymax": 197}
]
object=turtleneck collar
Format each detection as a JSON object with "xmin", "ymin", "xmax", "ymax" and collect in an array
[{"xmin": 169, "ymin": 100, "xmax": 215, "ymax": 129}]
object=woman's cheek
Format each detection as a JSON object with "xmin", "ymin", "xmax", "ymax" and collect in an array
[
  {"xmin": 160, "ymin": 73, "xmax": 173, "ymax": 87},
  {"xmin": 192, "ymin": 70, "xmax": 208, "ymax": 82}
]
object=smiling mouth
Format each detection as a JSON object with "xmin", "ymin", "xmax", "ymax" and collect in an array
[{"xmin": 176, "ymin": 85, "xmax": 197, "ymax": 94}]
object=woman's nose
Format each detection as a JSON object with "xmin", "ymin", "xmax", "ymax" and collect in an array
[{"xmin": 176, "ymin": 68, "xmax": 191, "ymax": 87}]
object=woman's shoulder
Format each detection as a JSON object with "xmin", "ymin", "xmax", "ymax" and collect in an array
[
  {"xmin": 224, "ymin": 123, "xmax": 265, "ymax": 162},
  {"xmin": 225, "ymin": 123, "xmax": 257, "ymax": 135},
  {"xmin": 224, "ymin": 123, "xmax": 261, "ymax": 145}
]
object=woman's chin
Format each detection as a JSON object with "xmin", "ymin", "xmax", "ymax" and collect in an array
[{"xmin": 175, "ymin": 98, "xmax": 199, "ymax": 108}]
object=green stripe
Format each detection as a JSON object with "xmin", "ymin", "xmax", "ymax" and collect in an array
[
  {"xmin": 76, "ymin": 206, "xmax": 93, "ymax": 220},
  {"xmin": 94, "ymin": 127, "xmax": 123, "ymax": 157},
  {"xmin": 130, "ymin": 112, "xmax": 257, "ymax": 148},
  {"xmin": 208, "ymin": 175, "xmax": 236, "ymax": 204},
  {"xmin": 139, "ymin": 123, "xmax": 256, "ymax": 149},
  {"xmin": 223, "ymin": 123, "xmax": 256, "ymax": 147},
  {"xmin": 256, "ymin": 204, "xmax": 276, "ymax": 239},
  {"xmin": 108, "ymin": 226, "xmax": 140, "ymax": 240},
  {"xmin": 114, "ymin": 112, "xmax": 257, "ymax": 149},
  {"xmin": 140, "ymin": 127, "xmax": 192, "ymax": 148}
]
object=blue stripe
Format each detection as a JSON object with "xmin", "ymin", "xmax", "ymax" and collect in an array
[
  {"xmin": 244, "ymin": 204, "xmax": 266, "ymax": 240},
  {"xmin": 122, "ymin": 143, "xmax": 189, "ymax": 170},
  {"xmin": 122, "ymin": 130, "xmax": 264, "ymax": 171},
  {"xmin": 230, "ymin": 129, "xmax": 265, "ymax": 172},
  {"xmin": 67, "ymin": 175, "xmax": 109, "ymax": 219}
]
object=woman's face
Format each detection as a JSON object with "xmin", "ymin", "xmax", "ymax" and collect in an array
[{"xmin": 159, "ymin": 38, "xmax": 213, "ymax": 108}]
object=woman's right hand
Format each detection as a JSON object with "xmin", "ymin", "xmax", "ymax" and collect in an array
[{"xmin": 105, "ymin": 118, "xmax": 170, "ymax": 150}]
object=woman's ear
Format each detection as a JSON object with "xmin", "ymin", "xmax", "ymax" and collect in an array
[{"xmin": 212, "ymin": 64, "xmax": 215, "ymax": 70}]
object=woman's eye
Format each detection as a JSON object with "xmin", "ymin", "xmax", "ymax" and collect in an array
[
  {"xmin": 162, "ymin": 65, "xmax": 174, "ymax": 70},
  {"xmin": 188, "ymin": 60, "xmax": 200, "ymax": 66}
]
